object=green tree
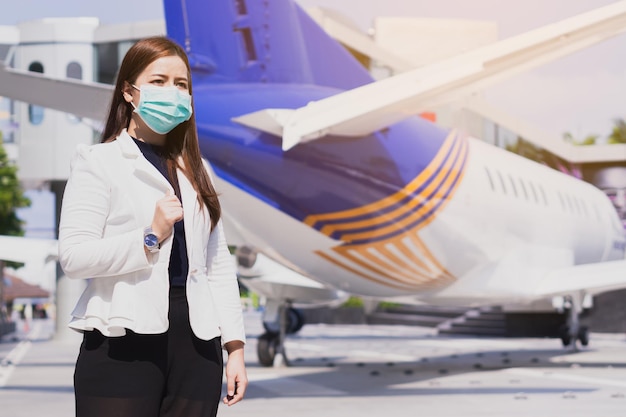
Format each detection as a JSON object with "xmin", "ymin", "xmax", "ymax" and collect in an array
[
  {"xmin": 0, "ymin": 132, "xmax": 30, "ymax": 318},
  {"xmin": 608, "ymin": 118, "xmax": 626, "ymax": 144},
  {"xmin": 0, "ymin": 132, "xmax": 30, "ymax": 237},
  {"xmin": 563, "ymin": 131, "xmax": 598, "ymax": 146},
  {"xmin": 579, "ymin": 134, "xmax": 598, "ymax": 146}
]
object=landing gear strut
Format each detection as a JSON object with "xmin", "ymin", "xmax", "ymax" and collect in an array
[
  {"xmin": 558, "ymin": 295, "xmax": 589, "ymax": 349},
  {"xmin": 257, "ymin": 300, "xmax": 305, "ymax": 367}
]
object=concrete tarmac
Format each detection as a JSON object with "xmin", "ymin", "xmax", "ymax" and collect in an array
[{"xmin": 2, "ymin": 311, "xmax": 626, "ymax": 417}]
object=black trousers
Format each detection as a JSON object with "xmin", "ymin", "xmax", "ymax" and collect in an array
[{"xmin": 74, "ymin": 287, "xmax": 223, "ymax": 417}]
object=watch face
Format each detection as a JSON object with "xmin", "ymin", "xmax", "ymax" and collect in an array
[{"xmin": 144, "ymin": 233, "xmax": 159, "ymax": 248}]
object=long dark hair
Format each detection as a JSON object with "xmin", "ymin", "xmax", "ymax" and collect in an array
[{"xmin": 101, "ymin": 36, "xmax": 221, "ymax": 229}]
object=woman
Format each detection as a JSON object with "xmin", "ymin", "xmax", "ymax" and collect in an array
[{"xmin": 58, "ymin": 36, "xmax": 247, "ymax": 417}]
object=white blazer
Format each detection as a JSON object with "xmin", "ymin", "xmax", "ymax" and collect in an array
[{"xmin": 58, "ymin": 129, "xmax": 245, "ymax": 344}]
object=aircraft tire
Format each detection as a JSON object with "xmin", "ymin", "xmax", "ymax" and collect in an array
[
  {"xmin": 288, "ymin": 308, "xmax": 305, "ymax": 334},
  {"xmin": 257, "ymin": 332, "xmax": 279, "ymax": 367},
  {"xmin": 559, "ymin": 325, "xmax": 572, "ymax": 347}
]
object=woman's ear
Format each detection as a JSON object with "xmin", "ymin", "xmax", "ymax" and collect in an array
[{"xmin": 122, "ymin": 81, "xmax": 134, "ymax": 104}]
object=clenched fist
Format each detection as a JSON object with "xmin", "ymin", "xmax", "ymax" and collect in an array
[{"xmin": 151, "ymin": 189, "xmax": 183, "ymax": 242}]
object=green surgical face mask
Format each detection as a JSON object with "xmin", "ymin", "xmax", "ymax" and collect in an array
[{"xmin": 131, "ymin": 84, "xmax": 193, "ymax": 134}]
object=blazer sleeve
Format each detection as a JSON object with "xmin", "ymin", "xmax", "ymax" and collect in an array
[
  {"xmin": 58, "ymin": 145, "xmax": 152, "ymax": 279},
  {"xmin": 206, "ymin": 218, "xmax": 246, "ymax": 345}
]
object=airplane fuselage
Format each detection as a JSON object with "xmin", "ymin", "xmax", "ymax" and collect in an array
[{"xmin": 194, "ymin": 82, "xmax": 626, "ymax": 305}]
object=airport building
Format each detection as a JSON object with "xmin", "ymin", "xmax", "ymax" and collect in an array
[{"xmin": 0, "ymin": 18, "xmax": 164, "ymax": 189}]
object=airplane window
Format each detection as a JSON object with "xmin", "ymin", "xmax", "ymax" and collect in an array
[
  {"xmin": 528, "ymin": 182, "xmax": 539, "ymax": 203},
  {"xmin": 496, "ymin": 171, "xmax": 507, "ymax": 194},
  {"xmin": 517, "ymin": 178, "xmax": 528, "ymax": 200},
  {"xmin": 508, "ymin": 175, "xmax": 518, "ymax": 197},
  {"xmin": 564, "ymin": 194, "xmax": 573, "ymax": 213},
  {"xmin": 604, "ymin": 189, "xmax": 626, "ymax": 227},
  {"xmin": 572, "ymin": 195, "xmax": 581, "ymax": 215},
  {"xmin": 593, "ymin": 204, "xmax": 602, "ymax": 222},
  {"xmin": 484, "ymin": 167, "xmax": 495, "ymax": 191},
  {"xmin": 579, "ymin": 198, "xmax": 589, "ymax": 217},
  {"xmin": 577, "ymin": 199, "xmax": 582, "ymax": 215},
  {"xmin": 28, "ymin": 62, "xmax": 44, "ymax": 125},
  {"xmin": 539, "ymin": 185, "xmax": 548, "ymax": 206},
  {"xmin": 557, "ymin": 192, "xmax": 565, "ymax": 210}
]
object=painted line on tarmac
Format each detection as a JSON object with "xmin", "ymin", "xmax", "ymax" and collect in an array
[
  {"xmin": 26, "ymin": 320, "xmax": 44, "ymax": 341},
  {"xmin": 0, "ymin": 340, "xmax": 32, "ymax": 387},
  {"xmin": 287, "ymin": 341, "xmax": 416, "ymax": 362},
  {"xmin": 504, "ymin": 368, "xmax": 626, "ymax": 388},
  {"xmin": 285, "ymin": 342, "xmax": 326, "ymax": 352},
  {"xmin": 247, "ymin": 370, "xmax": 346, "ymax": 396},
  {"xmin": 0, "ymin": 320, "xmax": 44, "ymax": 387},
  {"xmin": 348, "ymin": 350, "xmax": 416, "ymax": 362}
]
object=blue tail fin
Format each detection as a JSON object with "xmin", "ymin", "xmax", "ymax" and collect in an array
[{"xmin": 163, "ymin": 0, "xmax": 372, "ymax": 89}]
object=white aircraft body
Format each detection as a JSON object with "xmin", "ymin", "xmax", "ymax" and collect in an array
[{"xmin": 228, "ymin": 134, "xmax": 625, "ymax": 304}]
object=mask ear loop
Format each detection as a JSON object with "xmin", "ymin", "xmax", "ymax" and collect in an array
[{"xmin": 123, "ymin": 83, "xmax": 139, "ymax": 109}]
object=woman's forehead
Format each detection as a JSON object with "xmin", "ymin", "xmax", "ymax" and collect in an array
[{"xmin": 141, "ymin": 55, "xmax": 188, "ymax": 78}]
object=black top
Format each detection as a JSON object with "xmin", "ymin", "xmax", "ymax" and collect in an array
[{"xmin": 133, "ymin": 138, "xmax": 189, "ymax": 287}]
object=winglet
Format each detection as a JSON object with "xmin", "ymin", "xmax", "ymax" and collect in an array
[{"xmin": 232, "ymin": 108, "xmax": 303, "ymax": 151}]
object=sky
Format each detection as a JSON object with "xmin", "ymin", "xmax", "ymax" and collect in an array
[
  {"xmin": 1, "ymin": 0, "xmax": 624, "ymax": 140},
  {"xmin": 3, "ymin": 0, "xmax": 626, "ymax": 241}
]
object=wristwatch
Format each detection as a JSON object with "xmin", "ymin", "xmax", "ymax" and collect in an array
[{"xmin": 143, "ymin": 227, "xmax": 160, "ymax": 253}]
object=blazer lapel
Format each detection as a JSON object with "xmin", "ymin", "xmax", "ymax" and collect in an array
[
  {"xmin": 177, "ymin": 162, "xmax": 199, "ymax": 263},
  {"xmin": 116, "ymin": 130, "xmax": 172, "ymax": 193}
]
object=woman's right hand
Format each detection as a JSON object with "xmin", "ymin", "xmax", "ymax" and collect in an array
[{"xmin": 151, "ymin": 190, "xmax": 183, "ymax": 242}]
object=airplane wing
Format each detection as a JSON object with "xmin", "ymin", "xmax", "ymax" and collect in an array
[
  {"xmin": 0, "ymin": 235, "xmax": 58, "ymax": 265},
  {"xmin": 232, "ymin": 0, "xmax": 626, "ymax": 150},
  {"xmin": 0, "ymin": 60, "xmax": 112, "ymax": 122},
  {"xmin": 463, "ymin": 96, "xmax": 626, "ymax": 164},
  {"xmin": 531, "ymin": 259, "xmax": 626, "ymax": 299}
]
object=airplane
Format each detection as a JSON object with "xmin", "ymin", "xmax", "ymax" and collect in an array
[{"xmin": 1, "ymin": 0, "xmax": 626, "ymax": 367}]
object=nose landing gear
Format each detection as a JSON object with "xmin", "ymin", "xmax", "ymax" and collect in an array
[{"xmin": 257, "ymin": 300, "xmax": 305, "ymax": 367}]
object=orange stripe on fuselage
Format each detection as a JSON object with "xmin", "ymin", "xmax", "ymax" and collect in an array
[
  {"xmin": 305, "ymin": 130, "xmax": 460, "ymax": 229},
  {"xmin": 319, "ymin": 134, "xmax": 465, "ymax": 237},
  {"xmin": 339, "ymin": 138, "xmax": 467, "ymax": 242},
  {"xmin": 309, "ymin": 131, "xmax": 468, "ymax": 291}
]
